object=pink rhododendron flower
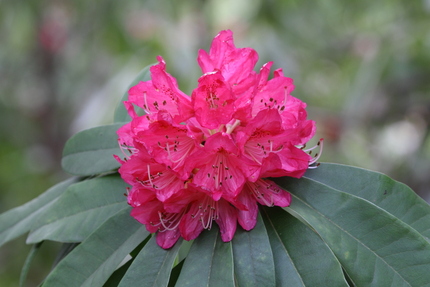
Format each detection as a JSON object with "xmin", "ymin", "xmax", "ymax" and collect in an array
[{"xmin": 116, "ymin": 30, "xmax": 322, "ymax": 249}]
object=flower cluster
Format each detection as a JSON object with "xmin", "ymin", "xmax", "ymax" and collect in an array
[{"xmin": 116, "ymin": 30, "xmax": 321, "ymax": 248}]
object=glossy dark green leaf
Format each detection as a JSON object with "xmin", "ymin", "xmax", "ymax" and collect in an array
[
  {"xmin": 304, "ymin": 163, "xmax": 430, "ymax": 239},
  {"xmin": 232, "ymin": 213, "xmax": 276, "ymax": 287},
  {"xmin": 42, "ymin": 208, "xmax": 149, "ymax": 287},
  {"xmin": 114, "ymin": 64, "xmax": 152, "ymax": 123},
  {"xmin": 0, "ymin": 178, "xmax": 78, "ymax": 247},
  {"xmin": 61, "ymin": 123, "xmax": 125, "ymax": 176},
  {"xmin": 118, "ymin": 235, "xmax": 182, "ymax": 287},
  {"xmin": 277, "ymin": 175, "xmax": 430, "ymax": 286},
  {"xmin": 261, "ymin": 206, "xmax": 348, "ymax": 287},
  {"xmin": 27, "ymin": 175, "xmax": 128, "ymax": 243},
  {"xmin": 175, "ymin": 226, "xmax": 235, "ymax": 287}
]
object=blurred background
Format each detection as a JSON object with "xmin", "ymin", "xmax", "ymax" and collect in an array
[{"xmin": 1, "ymin": 0, "xmax": 429, "ymax": 285}]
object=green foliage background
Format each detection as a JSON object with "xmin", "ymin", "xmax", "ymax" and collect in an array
[{"xmin": 0, "ymin": 0, "xmax": 429, "ymax": 285}]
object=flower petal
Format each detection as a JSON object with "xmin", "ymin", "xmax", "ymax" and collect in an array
[
  {"xmin": 252, "ymin": 76, "xmax": 295, "ymax": 117},
  {"xmin": 260, "ymin": 145, "xmax": 311, "ymax": 178},
  {"xmin": 128, "ymin": 56, "xmax": 193, "ymax": 124},
  {"xmin": 156, "ymin": 229, "xmax": 181, "ymax": 249},
  {"xmin": 127, "ymin": 185, "xmax": 156, "ymax": 207},
  {"xmin": 192, "ymin": 71, "xmax": 235, "ymax": 129},
  {"xmin": 179, "ymin": 202, "xmax": 205, "ymax": 241},
  {"xmin": 136, "ymin": 119, "xmax": 197, "ymax": 176},
  {"xmin": 246, "ymin": 179, "xmax": 291, "ymax": 207},
  {"xmin": 215, "ymin": 199, "xmax": 238, "ymax": 242},
  {"xmin": 236, "ymin": 191, "xmax": 258, "ymax": 231},
  {"xmin": 130, "ymin": 199, "xmax": 163, "ymax": 232},
  {"xmin": 198, "ymin": 30, "xmax": 259, "ymax": 92},
  {"xmin": 187, "ymin": 133, "xmax": 246, "ymax": 199}
]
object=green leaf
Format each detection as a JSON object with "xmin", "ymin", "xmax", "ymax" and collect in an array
[
  {"xmin": 42, "ymin": 208, "xmax": 149, "ymax": 287},
  {"xmin": 61, "ymin": 123, "xmax": 125, "ymax": 176},
  {"xmin": 175, "ymin": 226, "xmax": 235, "ymax": 287},
  {"xmin": 114, "ymin": 64, "xmax": 152, "ymax": 123},
  {"xmin": 232, "ymin": 213, "xmax": 276, "ymax": 287},
  {"xmin": 177, "ymin": 239, "xmax": 193, "ymax": 263},
  {"xmin": 261, "ymin": 206, "xmax": 348, "ymax": 287},
  {"xmin": 27, "ymin": 175, "xmax": 128, "ymax": 243},
  {"xmin": 168, "ymin": 259, "xmax": 185, "ymax": 287},
  {"xmin": 0, "ymin": 178, "xmax": 78, "ymax": 247},
  {"xmin": 19, "ymin": 242, "xmax": 43, "ymax": 287},
  {"xmin": 104, "ymin": 235, "xmax": 151, "ymax": 287},
  {"xmin": 276, "ymin": 175, "xmax": 430, "ymax": 286},
  {"xmin": 305, "ymin": 163, "xmax": 430, "ymax": 239},
  {"xmin": 103, "ymin": 259, "xmax": 133, "ymax": 287},
  {"xmin": 52, "ymin": 243, "xmax": 80, "ymax": 268},
  {"xmin": 118, "ymin": 235, "xmax": 182, "ymax": 287}
]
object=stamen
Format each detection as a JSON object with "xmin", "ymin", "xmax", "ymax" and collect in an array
[
  {"xmin": 118, "ymin": 141, "xmax": 129, "ymax": 159},
  {"xmin": 118, "ymin": 140, "xmax": 137, "ymax": 160},
  {"xmin": 199, "ymin": 197, "xmax": 219, "ymax": 230},
  {"xmin": 165, "ymin": 142, "xmax": 171, "ymax": 159},
  {"xmin": 158, "ymin": 210, "xmax": 184, "ymax": 231},
  {"xmin": 213, "ymin": 155, "xmax": 221, "ymax": 189},
  {"xmin": 147, "ymin": 165, "xmax": 154, "ymax": 186},
  {"xmin": 247, "ymin": 181, "xmax": 275, "ymax": 206},
  {"xmin": 281, "ymin": 86, "xmax": 289, "ymax": 112},
  {"xmin": 308, "ymin": 138, "xmax": 324, "ymax": 167},
  {"xmin": 143, "ymin": 91, "xmax": 151, "ymax": 114}
]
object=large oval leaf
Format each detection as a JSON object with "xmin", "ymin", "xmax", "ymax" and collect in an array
[
  {"xmin": 27, "ymin": 175, "xmax": 128, "ymax": 243},
  {"xmin": 232, "ymin": 213, "xmax": 276, "ymax": 287},
  {"xmin": 118, "ymin": 235, "xmax": 182, "ymax": 287},
  {"xmin": 304, "ymin": 163, "xmax": 430, "ymax": 239},
  {"xmin": 42, "ymin": 208, "xmax": 149, "ymax": 287},
  {"xmin": 276, "ymin": 175, "xmax": 430, "ymax": 286},
  {"xmin": 61, "ymin": 123, "xmax": 125, "ymax": 176},
  {"xmin": 0, "ymin": 177, "xmax": 78, "ymax": 247},
  {"xmin": 175, "ymin": 225, "xmax": 235, "ymax": 287},
  {"xmin": 261, "ymin": 206, "xmax": 348, "ymax": 287},
  {"xmin": 113, "ymin": 65, "xmax": 152, "ymax": 123}
]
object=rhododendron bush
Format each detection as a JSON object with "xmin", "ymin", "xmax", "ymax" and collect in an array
[{"xmin": 1, "ymin": 30, "xmax": 430, "ymax": 287}]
